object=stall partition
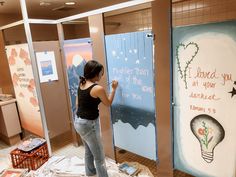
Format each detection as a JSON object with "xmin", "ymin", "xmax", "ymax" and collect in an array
[{"xmin": 33, "ymin": 41, "xmax": 73, "ymax": 146}]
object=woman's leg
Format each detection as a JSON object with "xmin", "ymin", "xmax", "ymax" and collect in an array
[
  {"xmin": 84, "ymin": 119, "xmax": 108, "ymax": 177},
  {"xmin": 74, "ymin": 117, "xmax": 96, "ymax": 176},
  {"xmin": 74, "ymin": 117, "xmax": 108, "ymax": 177},
  {"xmin": 83, "ymin": 140, "xmax": 96, "ymax": 176}
]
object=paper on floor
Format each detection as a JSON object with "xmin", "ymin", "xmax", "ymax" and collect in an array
[{"xmin": 26, "ymin": 156, "xmax": 153, "ymax": 177}]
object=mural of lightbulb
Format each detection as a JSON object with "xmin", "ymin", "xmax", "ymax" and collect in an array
[{"xmin": 190, "ymin": 114, "xmax": 225, "ymax": 163}]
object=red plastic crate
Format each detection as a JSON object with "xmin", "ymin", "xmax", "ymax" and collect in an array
[{"xmin": 10, "ymin": 142, "xmax": 49, "ymax": 170}]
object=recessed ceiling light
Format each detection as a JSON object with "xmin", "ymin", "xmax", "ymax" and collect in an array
[
  {"xmin": 0, "ymin": 1, "xmax": 5, "ymax": 6},
  {"xmin": 65, "ymin": 1, "xmax": 76, "ymax": 5},
  {"xmin": 40, "ymin": 1, "xmax": 51, "ymax": 6}
]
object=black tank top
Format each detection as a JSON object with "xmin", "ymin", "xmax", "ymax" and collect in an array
[{"xmin": 76, "ymin": 84, "xmax": 101, "ymax": 120}]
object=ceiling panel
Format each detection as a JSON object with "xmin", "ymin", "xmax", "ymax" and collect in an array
[
  {"xmin": 0, "ymin": 0, "xmax": 131, "ymax": 19},
  {"xmin": 0, "ymin": 0, "xmax": 22, "ymax": 14}
]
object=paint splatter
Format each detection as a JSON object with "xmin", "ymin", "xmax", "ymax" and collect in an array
[
  {"xmin": 30, "ymin": 97, "xmax": 38, "ymax": 107},
  {"xmin": 11, "ymin": 48, "xmax": 17, "ymax": 57},
  {"xmin": 27, "ymin": 79, "xmax": 35, "ymax": 93},
  {"xmin": 8, "ymin": 56, "xmax": 16, "ymax": 65},
  {"xmin": 19, "ymin": 92, "xmax": 24, "ymax": 98},
  {"xmin": 24, "ymin": 58, "xmax": 31, "ymax": 65},
  {"xmin": 29, "ymin": 79, "xmax": 35, "ymax": 87},
  {"xmin": 12, "ymin": 73, "xmax": 19, "ymax": 86},
  {"xmin": 19, "ymin": 48, "xmax": 29, "ymax": 60}
]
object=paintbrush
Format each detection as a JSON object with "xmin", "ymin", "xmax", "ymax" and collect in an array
[{"xmin": 107, "ymin": 81, "xmax": 113, "ymax": 85}]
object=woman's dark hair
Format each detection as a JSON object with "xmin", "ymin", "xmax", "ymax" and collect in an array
[{"xmin": 80, "ymin": 60, "xmax": 104, "ymax": 85}]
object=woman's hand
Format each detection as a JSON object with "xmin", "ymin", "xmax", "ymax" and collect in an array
[
  {"xmin": 91, "ymin": 80, "xmax": 118, "ymax": 106},
  {"xmin": 111, "ymin": 80, "xmax": 118, "ymax": 90}
]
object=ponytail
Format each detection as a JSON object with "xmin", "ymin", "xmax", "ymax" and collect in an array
[{"xmin": 79, "ymin": 76, "xmax": 86, "ymax": 85}]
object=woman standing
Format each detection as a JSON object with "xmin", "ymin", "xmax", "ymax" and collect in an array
[{"xmin": 74, "ymin": 60, "xmax": 118, "ymax": 177}]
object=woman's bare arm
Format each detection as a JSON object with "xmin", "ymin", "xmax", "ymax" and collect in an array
[{"xmin": 91, "ymin": 81, "xmax": 118, "ymax": 106}]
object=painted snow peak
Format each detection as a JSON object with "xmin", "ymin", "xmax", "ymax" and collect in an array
[
  {"xmin": 111, "ymin": 104, "xmax": 155, "ymax": 129},
  {"xmin": 190, "ymin": 114, "xmax": 225, "ymax": 163},
  {"xmin": 176, "ymin": 42, "xmax": 199, "ymax": 89}
]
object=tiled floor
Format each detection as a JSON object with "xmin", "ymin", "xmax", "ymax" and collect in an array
[
  {"xmin": 174, "ymin": 170, "xmax": 195, "ymax": 177},
  {"xmin": 115, "ymin": 147, "xmax": 158, "ymax": 176},
  {"xmin": 51, "ymin": 136, "xmax": 84, "ymax": 158},
  {"xmin": 0, "ymin": 140, "xmax": 16, "ymax": 172},
  {"xmin": 115, "ymin": 147, "xmax": 194, "ymax": 177}
]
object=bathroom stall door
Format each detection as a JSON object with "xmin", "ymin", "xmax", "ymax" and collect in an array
[
  {"xmin": 173, "ymin": 21, "xmax": 236, "ymax": 177},
  {"xmin": 105, "ymin": 31, "xmax": 157, "ymax": 160},
  {"xmin": 6, "ymin": 44, "xmax": 44, "ymax": 137},
  {"xmin": 63, "ymin": 38, "xmax": 92, "ymax": 117}
]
